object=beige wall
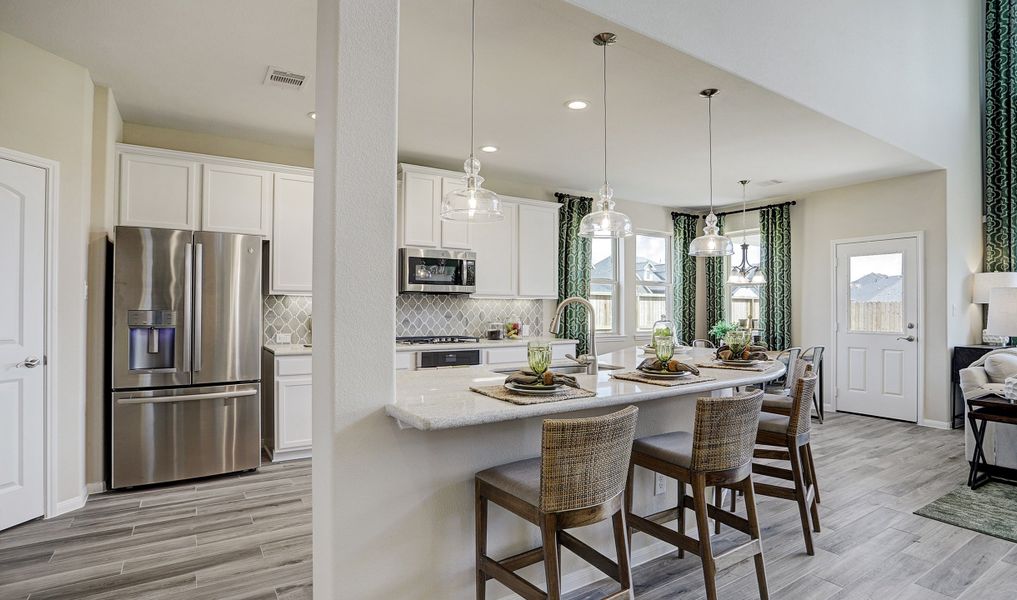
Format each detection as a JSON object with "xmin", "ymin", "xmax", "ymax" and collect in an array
[
  {"xmin": 0, "ymin": 31, "xmax": 96, "ymax": 506},
  {"xmin": 123, "ymin": 122, "xmax": 313, "ymax": 168},
  {"xmin": 85, "ymin": 86, "xmax": 123, "ymax": 487},
  {"xmin": 787, "ymin": 171, "xmax": 949, "ymax": 424}
]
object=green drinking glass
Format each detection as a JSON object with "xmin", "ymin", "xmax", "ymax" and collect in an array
[
  {"xmin": 654, "ymin": 338, "xmax": 675, "ymax": 363},
  {"xmin": 527, "ymin": 342, "xmax": 552, "ymax": 376}
]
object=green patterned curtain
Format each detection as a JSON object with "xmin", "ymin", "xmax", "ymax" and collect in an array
[
  {"xmin": 671, "ymin": 213, "xmax": 699, "ymax": 343},
  {"xmin": 555, "ymin": 193, "xmax": 593, "ymax": 354},
  {"xmin": 759, "ymin": 204, "xmax": 792, "ymax": 349},
  {"xmin": 705, "ymin": 214, "xmax": 726, "ymax": 344},
  {"xmin": 985, "ymin": 0, "xmax": 1017, "ymax": 271}
]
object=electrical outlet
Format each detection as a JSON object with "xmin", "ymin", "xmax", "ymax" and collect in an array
[
  {"xmin": 275, "ymin": 333, "xmax": 293, "ymax": 344},
  {"xmin": 654, "ymin": 473, "xmax": 666, "ymax": 496}
]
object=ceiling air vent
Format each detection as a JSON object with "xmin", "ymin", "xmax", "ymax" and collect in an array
[
  {"xmin": 264, "ymin": 66, "xmax": 307, "ymax": 90},
  {"xmin": 757, "ymin": 179, "xmax": 785, "ymax": 187}
]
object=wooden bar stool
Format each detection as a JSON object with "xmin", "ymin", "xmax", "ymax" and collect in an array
[
  {"xmin": 475, "ymin": 406, "xmax": 639, "ymax": 600},
  {"xmin": 625, "ymin": 390, "xmax": 768, "ymax": 600},
  {"xmin": 727, "ymin": 368, "xmax": 821, "ymax": 555}
]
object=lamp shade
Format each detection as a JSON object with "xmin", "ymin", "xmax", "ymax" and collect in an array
[
  {"xmin": 972, "ymin": 272, "xmax": 1017, "ymax": 303},
  {"xmin": 986, "ymin": 287, "xmax": 1017, "ymax": 335}
]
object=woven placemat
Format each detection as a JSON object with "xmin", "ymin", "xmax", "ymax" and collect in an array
[
  {"xmin": 695, "ymin": 361, "xmax": 776, "ymax": 372},
  {"xmin": 470, "ymin": 384, "xmax": 597, "ymax": 405},
  {"xmin": 611, "ymin": 371, "xmax": 717, "ymax": 387}
]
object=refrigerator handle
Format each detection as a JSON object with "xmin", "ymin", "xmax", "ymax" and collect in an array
[
  {"xmin": 194, "ymin": 242, "xmax": 203, "ymax": 372},
  {"xmin": 183, "ymin": 242, "xmax": 193, "ymax": 373}
]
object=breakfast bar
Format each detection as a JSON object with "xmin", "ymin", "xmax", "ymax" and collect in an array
[{"xmin": 385, "ymin": 345, "xmax": 784, "ymax": 598}]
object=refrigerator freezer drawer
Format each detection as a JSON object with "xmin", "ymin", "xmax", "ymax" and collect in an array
[{"xmin": 111, "ymin": 383, "xmax": 261, "ymax": 489}]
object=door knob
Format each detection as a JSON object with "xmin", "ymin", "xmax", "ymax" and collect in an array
[
  {"xmin": 17, "ymin": 356, "xmax": 41, "ymax": 369},
  {"xmin": 896, "ymin": 336, "xmax": 916, "ymax": 342}
]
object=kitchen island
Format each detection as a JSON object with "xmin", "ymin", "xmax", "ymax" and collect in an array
[{"xmin": 379, "ymin": 346, "xmax": 784, "ymax": 598}]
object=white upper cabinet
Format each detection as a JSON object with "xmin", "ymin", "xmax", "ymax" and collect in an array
[
  {"xmin": 202, "ymin": 164, "xmax": 273, "ymax": 236},
  {"xmin": 439, "ymin": 176, "xmax": 470, "ymax": 249},
  {"xmin": 472, "ymin": 202, "xmax": 518, "ymax": 297},
  {"xmin": 517, "ymin": 203, "xmax": 560, "ymax": 298},
  {"xmin": 268, "ymin": 173, "xmax": 314, "ymax": 295},
  {"xmin": 119, "ymin": 151, "xmax": 200, "ymax": 230},
  {"xmin": 400, "ymin": 169, "xmax": 442, "ymax": 247}
]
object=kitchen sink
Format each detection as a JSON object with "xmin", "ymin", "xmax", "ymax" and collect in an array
[{"xmin": 492, "ymin": 363, "xmax": 623, "ymax": 375}]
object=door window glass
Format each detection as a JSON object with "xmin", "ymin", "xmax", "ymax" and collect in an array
[{"xmin": 848, "ymin": 253, "xmax": 903, "ymax": 333}]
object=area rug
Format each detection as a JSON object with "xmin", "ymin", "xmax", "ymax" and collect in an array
[{"xmin": 914, "ymin": 482, "xmax": 1017, "ymax": 543}]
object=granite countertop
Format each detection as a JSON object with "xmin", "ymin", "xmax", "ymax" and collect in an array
[
  {"xmin": 264, "ymin": 343, "xmax": 313, "ymax": 356},
  {"xmin": 394, "ymin": 337, "xmax": 579, "ymax": 352},
  {"xmin": 387, "ymin": 346, "xmax": 786, "ymax": 431}
]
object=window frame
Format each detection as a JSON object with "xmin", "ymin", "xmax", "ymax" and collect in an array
[
  {"xmin": 632, "ymin": 230, "xmax": 673, "ymax": 335},
  {"xmin": 724, "ymin": 228, "xmax": 763, "ymax": 333},
  {"xmin": 590, "ymin": 236, "xmax": 622, "ymax": 335}
]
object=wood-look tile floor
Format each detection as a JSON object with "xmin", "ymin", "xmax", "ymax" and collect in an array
[
  {"xmin": 568, "ymin": 413, "xmax": 1017, "ymax": 600},
  {"xmin": 0, "ymin": 459, "xmax": 311, "ymax": 600}
]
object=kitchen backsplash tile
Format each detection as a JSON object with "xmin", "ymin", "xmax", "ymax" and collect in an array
[
  {"xmin": 264, "ymin": 295, "xmax": 312, "ymax": 345},
  {"xmin": 396, "ymin": 294, "xmax": 544, "ymax": 337}
]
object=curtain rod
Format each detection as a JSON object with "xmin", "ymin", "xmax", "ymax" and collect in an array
[{"xmin": 714, "ymin": 200, "xmax": 796, "ymax": 218}]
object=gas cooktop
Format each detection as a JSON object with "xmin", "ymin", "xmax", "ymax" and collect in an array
[{"xmin": 396, "ymin": 335, "xmax": 480, "ymax": 345}]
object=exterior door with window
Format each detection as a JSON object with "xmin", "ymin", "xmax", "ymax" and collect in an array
[
  {"xmin": 834, "ymin": 237, "xmax": 919, "ymax": 422},
  {"xmin": 0, "ymin": 156, "xmax": 46, "ymax": 530}
]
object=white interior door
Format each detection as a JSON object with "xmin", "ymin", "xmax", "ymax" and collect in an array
[
  {"xmin": 0, "ymin": 157, "xmax": 46, "ymax": 531},
  {"xmin": 835, "ymin": 236, "xmax": 920, "ymax": 422}
]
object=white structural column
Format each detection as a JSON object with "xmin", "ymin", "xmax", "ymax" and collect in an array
[{"xmin": 312, "ymin": 0, "xmax": 398, "ymax": 597}]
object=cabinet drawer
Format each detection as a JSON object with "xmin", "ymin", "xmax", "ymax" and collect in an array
[
  {"xmin": 276, "ymin": 355, "xmax": 312, "ymax": 376},
  {"xmin": 552, "ymin": 343, "xmax": 577, "ymax": 360},
  {"xmin": 485, "ymin": 346, "xmax": 528, "ymax": 365},
  {"xmin": 395, "ymin": 352, "xmax": 415, "ymax": 371}
]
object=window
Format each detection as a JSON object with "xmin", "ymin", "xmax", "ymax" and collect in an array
[
  {"xmin": 633, "ymin": 232, "xmax": 672, "ymax": 332},
  {"xmin": 726, "ymin": 230, "xmax": 762, "ymax": 332},
  {"xmin": 590, "ymin": 237, "xmax": 620, "ymax": 333},
  {"xmin": 848, "ymin": 253, "xmax": 903, "ymax": 333}
]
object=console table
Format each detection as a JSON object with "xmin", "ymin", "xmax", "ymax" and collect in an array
[{"xmin": 967, "ymin": 394, "xmax": 1017, "ymax": 489}]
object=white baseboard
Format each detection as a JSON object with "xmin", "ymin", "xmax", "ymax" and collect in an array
[
  {"xmin": 494, "ymin": 539, "xmax": 673, "ymax": 600},
  {"xmin": 86, "ymin": 481, "xmax": 106, "ymax": 495},
  {"xmin": 919, "ymin": 418, "xmax": 952, "ymax": 430},
  {"xmin": 51, "ymin": 486, "xmax": 88, "ymax": 518}
]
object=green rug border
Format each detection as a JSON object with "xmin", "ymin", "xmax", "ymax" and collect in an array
[{"xmin": 914, "ymin": 481, "xmax": 1017, "ymax": 544}]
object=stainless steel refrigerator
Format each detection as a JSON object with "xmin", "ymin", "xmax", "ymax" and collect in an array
[{"xmin": 109, "ymin": 226, "xmax": 262, "ymax": 488}]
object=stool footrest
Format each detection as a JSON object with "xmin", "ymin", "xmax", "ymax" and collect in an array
[
  {"xmin": 496, "ymin": 546, "xmax": 544, "ymax": 573},
  {"xmin": 754, "ymin": 448, "xmax": 791, "ymax": 461},
  {"xmin": 628, "ymin": 512, "xmax": 700, "ymax": 555},
  {"xmin": 713, "ymin": 539, "xmax": 764, "ymax": 572},
  {"xmin": 752, "ymin": 463, "xmax": 794, "ymax": 481},
  {"xmin": 753, "ymin": 481, "xmax": 797, "ymax": 500},
  {"xmin": 480, "ymin": 556, "xmax": 545, "ymax": 600},
  {"xmin": 559, "ymin": 530, "xmax": 623, "ymax": 582}
]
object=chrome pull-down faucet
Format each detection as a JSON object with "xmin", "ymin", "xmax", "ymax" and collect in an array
[{"xmin": 549, "ymin": 296, "xmax": 598, "ymax": 375}]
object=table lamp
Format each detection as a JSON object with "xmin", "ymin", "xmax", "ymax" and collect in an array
[
  {"xmin": 974, "ymin": 272, "xmax": 1017, "ymax": 345},
  {"xmin": 986, "ymin": 287, "xmax": 1017, "ymax": 347}
]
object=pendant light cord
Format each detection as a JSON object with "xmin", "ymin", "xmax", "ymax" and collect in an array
[
  {"xmin": 469, "ymin": 0, "xmax": 476, "ymax": 161},
  {"xmin": 708, "ymin": 95, "xmax": 714, "ymax": 213},
  {"xmin": 741, "ymin": 181, "xmax": 747, "ymax": 244},
  {"xmin": 603, "ymin": 41, "xmax": 608, "ymax": 190}
]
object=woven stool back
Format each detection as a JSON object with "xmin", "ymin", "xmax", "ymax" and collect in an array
[
  {"xmin": 789, "ymin": 369, "xmax": 819, "ymax": 437},
  {"xmin": 786, "ymin": 357, "xmax": 811, "ymax": 396},
  {"xmin": 539, "ymin": 405, "xmax": 639, "ymax": 513},
  {"xmin": 691, "ymin": 390, "xmax": 764, "ymax": 473}
]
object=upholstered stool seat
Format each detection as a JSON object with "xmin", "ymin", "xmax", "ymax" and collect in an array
[
  {"xmin": 475, "ymin": 406, "xmax": 639, "ymax": 600},
  {"xmin": 631, "ymin": 431, "xmax": 694, "ymax": 468},
  {"xmin": 760, "ymin": 394, "xmax": 793, "ymax": 412},
  {"xmin": 757, "ymin": 413, "xmax": 791, "ymax": 435}
]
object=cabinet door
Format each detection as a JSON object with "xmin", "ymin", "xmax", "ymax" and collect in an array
[
  {"xmin": 517, "ymin": 204, "xmax": 560, "ymax": 298},
  {"xmin": 401, "ymin": 171, "xmax": 441, "ymax": 247},
  {"xmin": 276, "ymin": 376, "xmax": 313, "ymax": 451},
  {"xmin": 270, "ymin": 173, "xmax": 314, "ymax": 294},
  {"xmin": 439, "ymin": 177, "xmax": 471, "ymax": 249},
  {"xmin": 119, "ymin": 152, "xmax": 199, "ymax": 229},
  {"xmin": 471, "ymin": 202, "xmax": 517, "ymax": 296},
  {"xmin": 202, "ymin": 164, "xmax": 273, "ymax": 235}
]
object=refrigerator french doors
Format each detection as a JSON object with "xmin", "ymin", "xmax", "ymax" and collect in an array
[{"xmin": 110, "ymin": 227, "xmax": 262, "ymax": 488}]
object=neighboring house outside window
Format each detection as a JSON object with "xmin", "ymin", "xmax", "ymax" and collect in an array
[
  {"xmin": 633, "ymin": 232, "xmax": 672, "ymax": 333},
  {"xmin": 726, "ymin": 230, "xmax": 762, "ymax": 334},
  {"xmin": 590, "ymin": 237, "xmax": 620, "ymax": 333}
]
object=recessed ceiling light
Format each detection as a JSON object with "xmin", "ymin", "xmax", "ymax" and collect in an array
[
  {"xmin": 565, "ymin": 99, "xmax": 589, "ymax": 110},
  {"xmin": 480, "ymin": 145, "xmax": 498, "ymax": 153},
  {"xmin": 307, "ymin": 111, "xmax": 316, "ymax": 120}
]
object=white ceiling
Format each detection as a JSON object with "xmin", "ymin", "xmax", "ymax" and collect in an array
[{"xmin": 0, "ymin": 0, "xmax": 936, "ymax": 207}]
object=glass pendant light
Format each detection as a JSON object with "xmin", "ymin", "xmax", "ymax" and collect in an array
[
  {"xmin": 579, "ymin": 32, "xmax": 633, "ymax": 239},
  {"xmin": 688, "ymin": 89, "xmax": 734, "ymax": 257},
  {"xmin": 728, "ymin": 179, "xmax": 765, "ymax": 284},
  {"xmin": 441, "ymin": 0, "xmax": 502, "ymax": 222}
]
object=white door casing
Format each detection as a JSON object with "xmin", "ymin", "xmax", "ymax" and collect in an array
[
  {"xmin": 0, "ymin": 157, "xmax": 46, "ymax": 531},
  {"xmin": 833, "ymin": 235, "xmax": 921, "ymax": 422}
]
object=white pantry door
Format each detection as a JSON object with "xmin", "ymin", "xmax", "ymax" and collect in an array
[
  {"xmin": 834, "ymin": 236, "xmax": 919, "ymax": 422},
  {"xmin": 0, "ymin": 157, "xmax": 46, "ymax": 531}
]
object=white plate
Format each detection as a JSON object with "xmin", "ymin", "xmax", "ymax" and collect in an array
[
  {"xmin": 504, "ymin": 382, "xmax": 563, "ymax": 396},
  {"xmin": 720, "ymin": 359, "xmax": 759, "ymax": 366},
  {"xmin": 637, "ymin": 368, "xmax": 693, "ymax": 379}
]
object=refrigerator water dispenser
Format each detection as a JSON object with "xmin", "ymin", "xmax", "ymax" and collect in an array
[{"xmin": 127, "ymin": 310, "xmax": 177, "ymax": 371}]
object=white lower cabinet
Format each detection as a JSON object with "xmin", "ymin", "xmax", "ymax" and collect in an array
[{"xmin": 262, "ymin": 351, "xmax": 312, "ymax": 462}]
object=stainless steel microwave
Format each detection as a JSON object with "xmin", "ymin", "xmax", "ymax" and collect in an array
[{"xmin": 399, "ymin": 248, "xmax": 476, "ymax": 294}]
